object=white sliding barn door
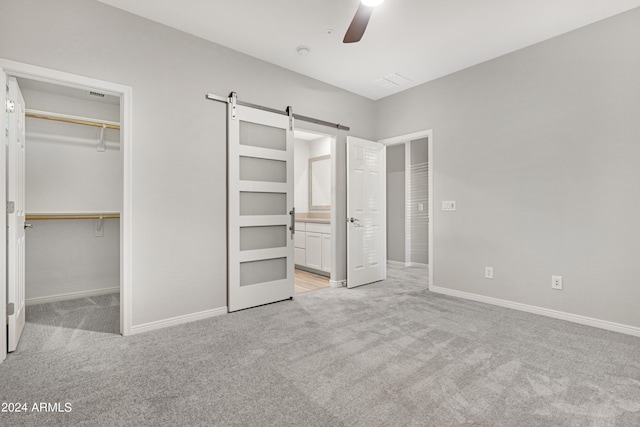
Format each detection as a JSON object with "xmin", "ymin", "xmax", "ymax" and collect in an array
[
  {"xmin": 347, "ymin": 136, "xmax": 386, "ymax": 288},
  {"xmin": 228, "ymin": 103, "xmax": 294, "ymax": 312},
  {"xmin": 6, "ymin": 77, "xmax": 27, "ymax": 352}
]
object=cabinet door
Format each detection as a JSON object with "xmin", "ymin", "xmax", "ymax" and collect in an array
[
  {"xmin": 305, "ymin": 232, "xmax": 322, "ymax": 270},
  {"xmin": 294, "ymin": 230, "xmax": 306, "ymax": 249},
  {"xmin": 295, "ymin": 248, "xmax": 306, "ymax": 266},
  {"xmin": 321, "ymin": 233, "xmax": 331, "ymax": 273}
]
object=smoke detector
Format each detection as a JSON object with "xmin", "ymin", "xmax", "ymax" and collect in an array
[{"xmin": 296, "ymin": 46, "xmax": 311, "ymax": 56}]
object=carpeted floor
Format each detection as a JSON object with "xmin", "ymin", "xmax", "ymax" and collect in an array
[{"xmin": 1, "ymin": 264, "xmax": 640, "ymax": 426}]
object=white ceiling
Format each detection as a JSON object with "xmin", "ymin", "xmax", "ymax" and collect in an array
[{"xmin": 97, "ymin": 0, "xmax": 640, "ymax": 100}]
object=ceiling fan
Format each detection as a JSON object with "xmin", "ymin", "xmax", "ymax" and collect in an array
[{"xmin": 343, "ymin": 0, "xmax": 385, "ymax": 43}]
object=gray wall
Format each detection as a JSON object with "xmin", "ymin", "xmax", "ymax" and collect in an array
[
  {"xmin": 376, "ymin": 8, "xmax": 640, "ymax": 328},
  {"xmin": 386, "ymin": 144, "xmax": 405, "ymax": 262},
  {"xmin": 0, "ymin": 0, "xmax": 375, "ymax": 327}
]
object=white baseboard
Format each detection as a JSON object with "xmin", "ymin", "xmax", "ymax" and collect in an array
[
  {"xmin": 387, "ymin": 260, "xmax": 429, "ymax": 268},
  {"xmin": 386, "ymin": 260, "xmax": 406, "ymax": 267},
  {"xmin": 26, "ymin": 286, "xmax": 120, "ymax": 306},
  {"xmin": 406, "ymin": 262, "xmax": 429, "ymax": 268},
  {"xmin": 131, "ymin": 306, "xmax": 227, "ymax": 335},
  {"xmin": 329, "ymin": 279, "xmax": 346, "ymax": 288},
  {"xmin": 430, "ymin": 285, "xmax": 640, "ymax": 338}
]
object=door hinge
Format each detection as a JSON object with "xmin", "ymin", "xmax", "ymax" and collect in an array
[
  {"xmin": 7, "ymin": 201, "xmax": 15, "ymax": 214},
  {"xmin": 7, "ymin": 303, "xmax": 14, "ymax": 316},
  {"xmin": 5, "ymin": 99, "xmax": 15, "ymax": 113}
]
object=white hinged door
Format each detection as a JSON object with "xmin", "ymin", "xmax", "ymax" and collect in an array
[
  {"xmin": 1, "ymin": 67, "xmax": 6, "ymax": 363},
  {"xmin": 228, "ymin": 103, "xmax": 294, "ymax": 311},
  {"xmin": 7, "ymin": 77, "xmax": 27, "ymax": 352},
  {"xmin": 347, "ymin": 136, "xmax": 386, "ymax": 288}
]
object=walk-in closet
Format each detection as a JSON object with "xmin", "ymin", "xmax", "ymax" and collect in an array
[{"xmin": 18, "ymin": 78, "xmax": 122, "ymax": 342}]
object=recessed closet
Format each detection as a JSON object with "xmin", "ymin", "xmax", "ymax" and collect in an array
[{"xmin": 18, "ymin": 78, "xmax": 121, "ymax": 334}]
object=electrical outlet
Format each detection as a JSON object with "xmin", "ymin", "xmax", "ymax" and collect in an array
[
  {"xmin": 485, "ymin": 267, "xmax": 494, "ymax": 279},
  {"xmin": 442, "ymin": 201, "xmax": 456, "ymax": 211},
  {"xmin": 552, "ymin": 275, "xmax": 563, "ymax": 290}
]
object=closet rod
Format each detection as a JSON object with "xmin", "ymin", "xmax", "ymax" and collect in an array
[
  {"xmin": 25, "ymin": 109, "xmax": 121, "ymax": 130},
  {"xmin": 26, "ymin": 214, "xmax": 120, "ymax": 221}
]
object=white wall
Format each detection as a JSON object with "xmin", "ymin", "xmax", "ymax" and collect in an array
[
  {"xmin": 26, "ymin": 219, "xmax": 119, "ymax": 302},
  {"xmin": 309, "ymin": 136, "xmax": 331, "ymax": 158},
  {"xmin": 0, "ymin": 0, "xmax": 375, "ymax": 328},
  {"xmin": 294, "ymin": 136, "xmax": 332, "ymax": 214},
  {"xmin": 376, "ymin": 7, "xmax": 640, "ymax": 330},
  {"xmin": 294, "ymin": 138, "xmax": 310, "ymax": 214},
  {"xmin": 22, "ymin": 87, "xmax": 121, "ymax": 302}
]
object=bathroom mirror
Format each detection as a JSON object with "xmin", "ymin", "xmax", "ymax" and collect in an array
[{"xmin": 309, "ymin": 155, "xmax": 331, "ymax": 210}]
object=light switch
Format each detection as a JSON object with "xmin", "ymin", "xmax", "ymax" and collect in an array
[{"xmin": 442, "ymin": 201, "xmax": 456, "ymax": 211}]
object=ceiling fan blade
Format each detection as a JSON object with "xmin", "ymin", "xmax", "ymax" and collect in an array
[{"xmin": 343, "ymin": 4, "xmax": 374, "ymax": 43}]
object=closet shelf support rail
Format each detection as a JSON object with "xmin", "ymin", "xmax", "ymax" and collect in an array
[
  {"xmin": 26, "ymin": 214, "xmax": 120, "ymax": 221},
  {"xmin": 25, "ymin": 109, "xmax": 121, "ymax": 130}
]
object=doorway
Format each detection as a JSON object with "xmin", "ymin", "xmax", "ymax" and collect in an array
[
  {"xmin": 380, "ymin": 130, "xmax": 433, "ymax": 287},
  {"xmin": 1, "ymin": 59, "xmax": 133, "ymax": 363},
  {"xmin": 21, "ymin": 77, "xmax": 121, "ymax": 338},
  {"xmin": 292, "ymin": 128, "xmax": 335, "ymax": 294}
]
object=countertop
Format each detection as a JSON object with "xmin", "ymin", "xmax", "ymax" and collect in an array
[{"xmin": 295, "ymin": 214, "xmax": 330, "ymax": 224}]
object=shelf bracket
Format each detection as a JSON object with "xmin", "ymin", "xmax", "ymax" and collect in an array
[{"xmin": 97, "ymin": 124, "xmax": 107, "ymax": 152}]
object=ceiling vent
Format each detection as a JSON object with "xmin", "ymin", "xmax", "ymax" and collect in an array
[{"xmin": 374, "ymin": 72, "xmax": 412, "ymax": 89}]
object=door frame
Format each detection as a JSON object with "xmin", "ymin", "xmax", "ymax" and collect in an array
[
  {"xmin": 0, "ymin": 59, "xmax": 133, "ymax": 353},
  {"xmin": 378, "ymin": 130, "xmax": 433, "ymax": 289}
]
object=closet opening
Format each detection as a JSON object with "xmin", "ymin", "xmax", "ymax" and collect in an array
[
  {"xmin": 15, "ymin": 77, "xmax": 122, "ymax": 348},
  {"xmin": 292, "ymin": 128, "xmax": 335, "ymax": 294}
]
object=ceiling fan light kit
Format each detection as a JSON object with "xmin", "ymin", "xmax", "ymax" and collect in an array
[{"xmin": 343, "ymin": 0, "xmax": 384, "ymax": 43}]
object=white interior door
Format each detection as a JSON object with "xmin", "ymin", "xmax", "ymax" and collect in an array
[
  {"xmin": 347, "ymin": 136, "xmax": 386, "ymax": 288},
  {"xmin": 1, "ymin": 68, "xmax": 7, "ymax": 363},
  {"xmin": 6, "ymin": 77, "xmax": 26, "ymax": 352},
  {"xmin": 228, "ymin": 103, "xmax": 294, "ymax": 312}
]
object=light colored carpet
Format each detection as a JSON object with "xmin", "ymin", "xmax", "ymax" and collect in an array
[{"xmin": 1, "ymin": 264, "xmax": 640, "ymax": 426}]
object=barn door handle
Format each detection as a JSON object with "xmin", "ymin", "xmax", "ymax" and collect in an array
[
  {"xmin": 289, "ymin": 208, "xmax": 295, "ymax": 239},
  {"xmin": 24, "ymin": 223, "xmax": 33, "ymax": 229}
]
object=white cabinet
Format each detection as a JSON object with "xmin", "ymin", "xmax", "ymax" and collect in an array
[
  {"xmin": 321, "ymin": 233, "xmax": 331, "ymax": 273},
  {"xmin": 294, "ymin": 221, "xmax": 331, "ymax": 274},
  {"xmin": 294, "ymin": 222, "xmax": 306, "ymax": 266},
  {"xmin": 305, "ymin": 232, "xmax": 322, "ymax": 270}
]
